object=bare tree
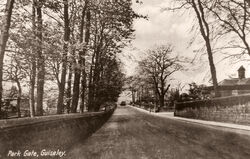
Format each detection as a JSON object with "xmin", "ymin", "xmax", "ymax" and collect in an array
[
  {"xmin": 173, "ymin": 0, "xmax": 219, "ymax": 97},
  {"xmin": 205, "ymin": 0, "xmax": 250, "ymax": 57},
  {"xmin": 138, "ymin": 45, "xmax": 181, "ymax": 108},
  {"xmin": 191, "ymin": 0, "xmax": 219, "ymax": 96}
]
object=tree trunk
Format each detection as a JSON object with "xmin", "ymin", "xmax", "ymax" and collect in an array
[
  {"xmin": 29, "ymin": 72, "xmax": 35, "ymax": 117},
  {"xmin": 206, "ymin": 39, "xmax": 219, "ymax": 96},
  {"xmin": 71, "ymin": 1, "xmax": 88, "ymax": 113},
  {"xmin": 80, "ymin": 6, "xmax": 91, "ymax": 113},
  {"xmin": 89, "ymin": 39, "xmax": 103, "ymax": 111},
  {"xmin": 88, "ymin": 64, "xmax": 94, "ymax": 111},
  {"xmin": 88, "ymin": 17, "xmax": 98, "ymax": 112},
  {"xmin": 29, "ymin": 0, "xmax": 36, "ymax": 117},
  {"xmin": 57, "ymin": 0, "xmax": 70, "ymax": 114},
  {"xmin": 16, "ymin": 80, "xmax": 21, "ymax": 118},
  {"xmin": 80, "ymin": 73, "xmax": 85, "ymax": 113},
  {"xmin": 192, "ymin": 0, "xmax": 219, "ymax": 97},
  {"xmin": 66, "ymin": 63, "xmax": 72, "ymax": 113},
  {"xmin": 138, "ymin": 90, "xmax": 141, "ymax": 104},
  {"xmin": 91, "ymin": 62, "xmax": 99, "ymax": 111},
  {"xmin": 71, "ymin": 71, "xmax": 80, "ymax": 113},
  {"xmin": 159, "ymin": 94, "xmax": 164, "ymax": 108},
  {"xmin": 132, "ymin": 90, "xmax": 135, "ymax": 103},
  {"xmin": 0, "ymin": 0, "xmax": 14, "ymax": 115},
  {"xmin": 36, "ymin": 0, "xmax": 44, "ymax": 116}
]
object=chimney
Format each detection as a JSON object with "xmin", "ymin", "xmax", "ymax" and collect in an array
[{"xmin": 238, "ymin": 66, "xmax": 246, "ymax": 79}]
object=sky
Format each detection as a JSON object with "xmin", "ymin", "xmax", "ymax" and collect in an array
[{"xmin": 120, "ymin": 0, "xmax": 250, "ymax": 90}]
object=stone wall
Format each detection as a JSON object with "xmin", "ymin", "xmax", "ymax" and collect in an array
[
  {"xmin": 174, "ymin": 94, "xmax": 250, "ymax": 126},
  {"xmin": 0, "ymin": 109, "xmax": 115, "ymax": 158}
]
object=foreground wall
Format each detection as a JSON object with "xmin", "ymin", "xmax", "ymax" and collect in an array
[
  {"xmin": 0, "ymin": 108, "xmax": 115, "ymax": 158},
  {"xmin": 174, "ymin": 94, "xmax": 250, "ymax": 126}
]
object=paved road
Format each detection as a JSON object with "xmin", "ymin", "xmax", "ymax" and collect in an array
[{"xmin": 68, "ymin": 106, "xmax": 250, "ymax": 159}]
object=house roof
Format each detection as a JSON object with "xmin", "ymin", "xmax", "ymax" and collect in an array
[
  {"xmin": 219, "ymin": 78, "xmax": 239, "ymax": 86},
  {"xmin": 205, "ymin": 66, "xmax": 250, "ymax": 90},
  {"xmin": 219, "ymin": 78, "xmax": 250, "ymax": 86}
]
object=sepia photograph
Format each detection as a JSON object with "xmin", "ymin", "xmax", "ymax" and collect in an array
[{"xmin": 1, "ymin": 0, "xmax": 250, "ymax": 158}]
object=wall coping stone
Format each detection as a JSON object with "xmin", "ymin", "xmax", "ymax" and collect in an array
[{"xmin": 0, "ymin": 111, "xmax": 108, "ymax": 129}]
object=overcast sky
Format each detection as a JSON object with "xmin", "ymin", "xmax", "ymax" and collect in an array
[{"xmin": 120, "ymin": 0, "xmax": 250, "ymax": 89}]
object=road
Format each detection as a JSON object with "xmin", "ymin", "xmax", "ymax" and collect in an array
[{"xmin": 67, "ymin": 106, "xmax": 250, "ymax": 159}]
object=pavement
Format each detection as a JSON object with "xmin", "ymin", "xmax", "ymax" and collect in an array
[
  {"xmin": 130, "ymin": 105, "xmax": 250, "ymax": 133},
  {"xmin": 67, "ymin": 106, "xmax": 250, "ymax": 159}
]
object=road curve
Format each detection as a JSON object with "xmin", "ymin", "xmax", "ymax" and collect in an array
[{"xmin": 67, "ymin": 106, "xmax": 250, "ymax": 159}]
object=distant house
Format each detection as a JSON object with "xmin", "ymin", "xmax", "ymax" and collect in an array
[{"xmin": 215, "ymin": 66, "xmax": 250, "ymax": 97}]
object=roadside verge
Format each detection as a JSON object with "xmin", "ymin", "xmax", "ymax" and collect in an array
[{"xmin": 130, "ymin": 105, "xmax": 250, "ymax": 134}]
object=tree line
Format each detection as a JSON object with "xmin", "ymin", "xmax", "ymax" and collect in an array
[{"xmin": 0, "ymin": 0, "xmax": 141, "ymax": 118}]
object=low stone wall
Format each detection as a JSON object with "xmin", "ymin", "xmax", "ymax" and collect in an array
[
  {"xmin": 0, "ymin": 109, "xmax": 115, "ymax": 158},
  {"xmin": 174, "ymin": 94, "xmax": 250, "ymax": 126}
]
